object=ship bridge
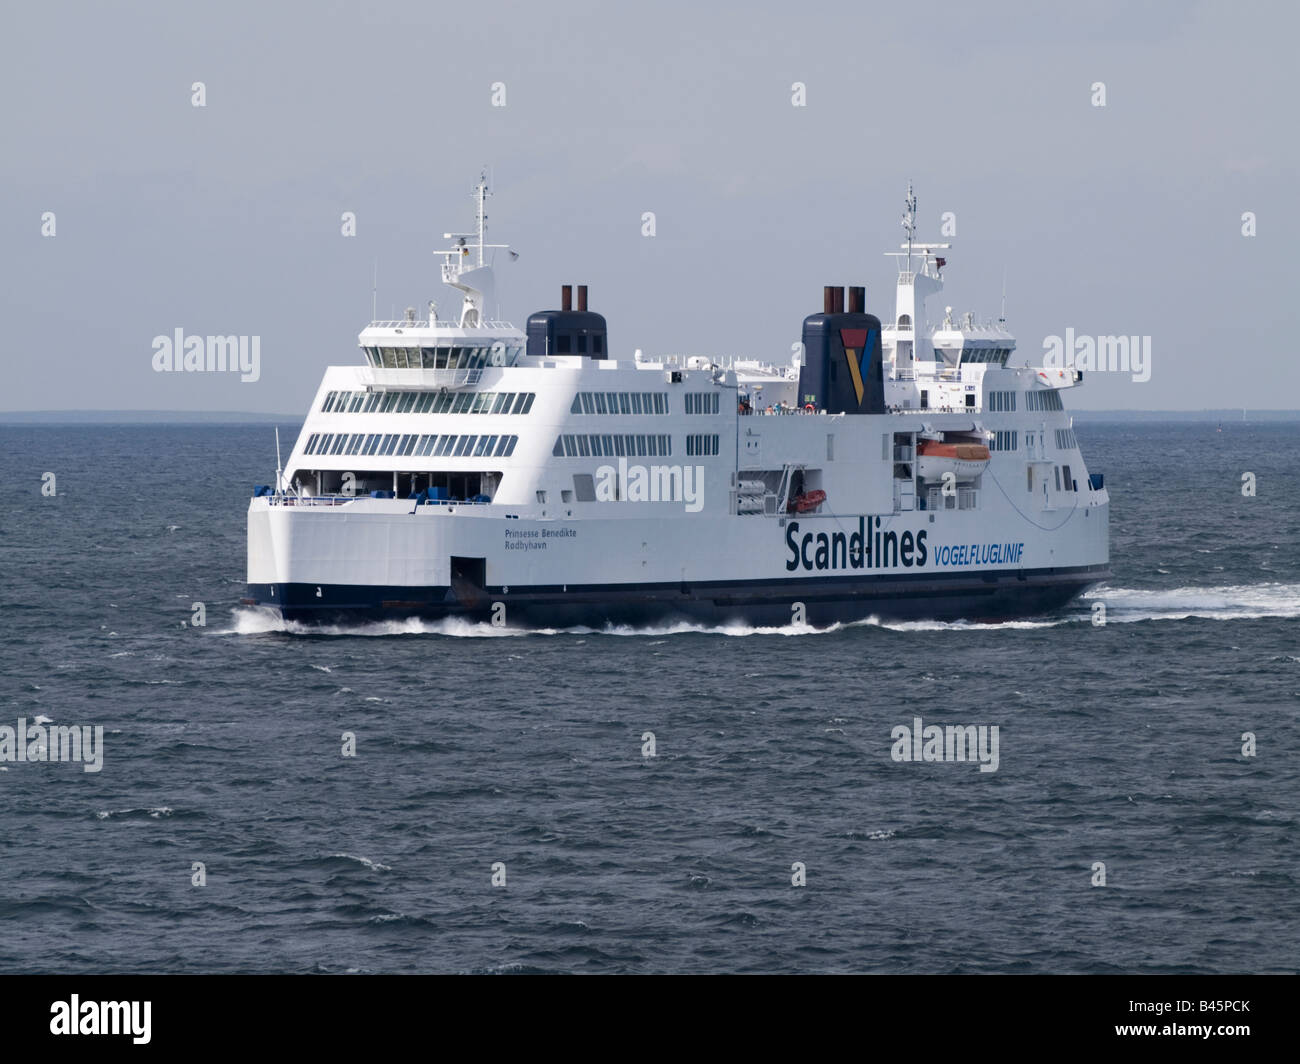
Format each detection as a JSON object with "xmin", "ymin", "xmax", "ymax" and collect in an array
[{"xmin": 879, "ymin": 183, "xmax": 1080, "ymax": 415}]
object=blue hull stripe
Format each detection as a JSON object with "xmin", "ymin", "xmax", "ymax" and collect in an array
[{"xmin": 244, "ymin": 564, "xmax": 1111, "ymax": 625}]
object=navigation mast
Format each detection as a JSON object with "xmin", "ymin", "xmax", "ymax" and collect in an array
[
  {"xmin": 475, "ymin": 171, "xmax": 488, "ymax": 267},
  {"xmin": 434, "ymin": 171, "xmax": 515, "ymax": 327},
  {"xmin": 902, "ymin": 181, "xmax": 917, "ymax": 274}
]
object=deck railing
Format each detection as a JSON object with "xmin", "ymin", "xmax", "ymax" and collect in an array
[
  {"xmin": 365, "ymin": 320, "xmax": 516, "ymax": 330},
  {"xmin": 357, "ymin": 367, "xmax": 485, "ymax": 389},
  {"xmin": 266, "ymin": 494, "xmax": 491, "ymax": 508}
]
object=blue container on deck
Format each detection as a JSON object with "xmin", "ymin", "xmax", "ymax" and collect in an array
[
  {"xmin": 369, "ymin": 490, "xmax": 395, "ymax": 499},
  {"xmin": 427, "ymin": 486, "xmax": 448, "ymax": 501},
  {"xmin": 1089, "ymin": 473, "xmax": 1104, "ymax": 490},
  {"xmin": 252, "ymin": 485, "xmax": 273, "ymax": 497}
]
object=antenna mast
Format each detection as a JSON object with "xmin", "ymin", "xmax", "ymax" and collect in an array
[
  {"xmin": 274, "ymin": 426, "xmax": 283, "ymax": 493},
  {"xmin": 475, "ymin": 170, "xmax": 489, "ymax": 267},
  {"xmin": 902, "ymin": 181, "xmax": 917, "ymax": 273}
]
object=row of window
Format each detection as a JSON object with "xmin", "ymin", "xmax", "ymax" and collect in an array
[
  {"xmin": 684, "ymin": 392, "xmax": 721, "ymax": 415},
  {"xmin": 1027, "ymin": 390, "xmax": 1064, "ymax": 411},
  {"xmin": 552, "ymin": 434, "xmax": 673, "ymax": 458},
  {"xmin": 1054, "ymin": 465, "xmax": 1076, "ymax": 492},
  {"xmin": 570, "ymin": 392, "xmax": 670, "ymax": 415},
  {"xmin": 960, "ymin": 347, "xmax": 1013, "ymax": 364},
  {"xmin": 686, "ymin": 434, "xmax": 721, "ymax": 456},
  {"xmin": 362, "ymin": 345, "xmax": 522, "ymax": 370},
  {"xmin": 986, "ymin": 389, "xmax": 1066, "ymax": 412},
  {"xmin": 320, "ymin": 389, "xmax": 535, "ymax": 416},
  {"xmin": 991, "ymin": 428, "xmax": 1073, "ymax": 453},
  {"xmin": 304, "ymin": 432, "xmax": 519, "ymax": 458}
]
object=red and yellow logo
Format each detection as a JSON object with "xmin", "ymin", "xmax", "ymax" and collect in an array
[{"xmin": 840, "ymin": 327, "xmax": 878, "ymax": 404}]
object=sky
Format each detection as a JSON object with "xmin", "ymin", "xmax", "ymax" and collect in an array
[{"xmin": 1, "ymin": 0, "xmax": 1295, "ymax": 413}]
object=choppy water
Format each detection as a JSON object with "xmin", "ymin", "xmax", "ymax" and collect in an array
[{"xmin": 1, "ymin": 421, "xmax": 1297, "ymax": 973}]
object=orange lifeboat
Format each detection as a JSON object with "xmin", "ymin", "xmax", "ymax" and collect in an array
[
  {"xmin": 916, "ymin": 439, "xmax": 990, "ymax": 482},
  {"xmin": 916, "ymin": 440, "xmax": 990, "ymax": 460},
  {"xmin": 787, "ymin": 489, "xmax": 827, "ymax": 513}
]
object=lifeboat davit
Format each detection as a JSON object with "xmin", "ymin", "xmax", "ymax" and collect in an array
[
  {"xmin": 787, "ymin": 489, "xmax": 827, "ymax": 513},
  {"xmin": 916, "ymin": 439, "xmax": 990, "ymax": 482}
]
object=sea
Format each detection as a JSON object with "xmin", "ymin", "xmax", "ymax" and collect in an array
[{"xmin": 1, "ymin": 420, "xmax": 1296, "ymax": 974}]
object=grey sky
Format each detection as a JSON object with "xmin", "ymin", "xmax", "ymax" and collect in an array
[{"xmin": 2, "ymin": 0, "xmax": 1294, "ymax": 412}]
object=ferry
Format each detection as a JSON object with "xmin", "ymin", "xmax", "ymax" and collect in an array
[{"xmin": 245, "ymin": 178, "xmax": 1110, "ymax": 625}]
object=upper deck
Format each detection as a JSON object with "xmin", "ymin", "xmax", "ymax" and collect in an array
[{"xmin": 256, "ymin": 179, "xmax": 1100, "ymax": 525}]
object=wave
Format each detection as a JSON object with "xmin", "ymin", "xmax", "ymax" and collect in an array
[
  {"xmin": 220, "ymin": 581, "xmax": 1300, "ymax": 639},
  {"xmin": 322, "ymin": 853, "xmax": 391, "ymax": 872},
  {"xmin": 862, "ymin": 582, "xmax": 1300, "ymax": 631},
  {"xmin": 95, "ymin": 807, "xmax": 174, "ymax": 820},
  {"xmin": 221, "ymin": 607, "xmax": 855, "ymax": 640},
  {"xmin": 1084, "ymin": 581, "xmax": 1300, "ymax": 623}
]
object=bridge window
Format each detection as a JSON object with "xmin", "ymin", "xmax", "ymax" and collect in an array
[{"xmin": 1027, "ymin": 390, "xmax": 1063, "ymax": 411}]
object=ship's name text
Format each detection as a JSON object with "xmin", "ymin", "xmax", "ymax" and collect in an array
[
  {"xmin": 785, "ymin": 517, "xmax": 927, "ymax": 572},
  {"xmin": 504, "ymin": 527, "xmax": 576, "ymax": 552},
  {"xmin": 784, "ymin": 518, "xmax": 1025, "ymax": 571}
]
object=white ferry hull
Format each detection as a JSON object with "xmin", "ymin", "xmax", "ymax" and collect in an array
[{"xmin": 245, "ymin": 497, "xmax": 1109, "ymax": 625}]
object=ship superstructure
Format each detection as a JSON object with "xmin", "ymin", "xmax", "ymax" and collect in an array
[{"xmin": 246, "ymin": 179, "xmax": 1109, "ymax": 625}]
